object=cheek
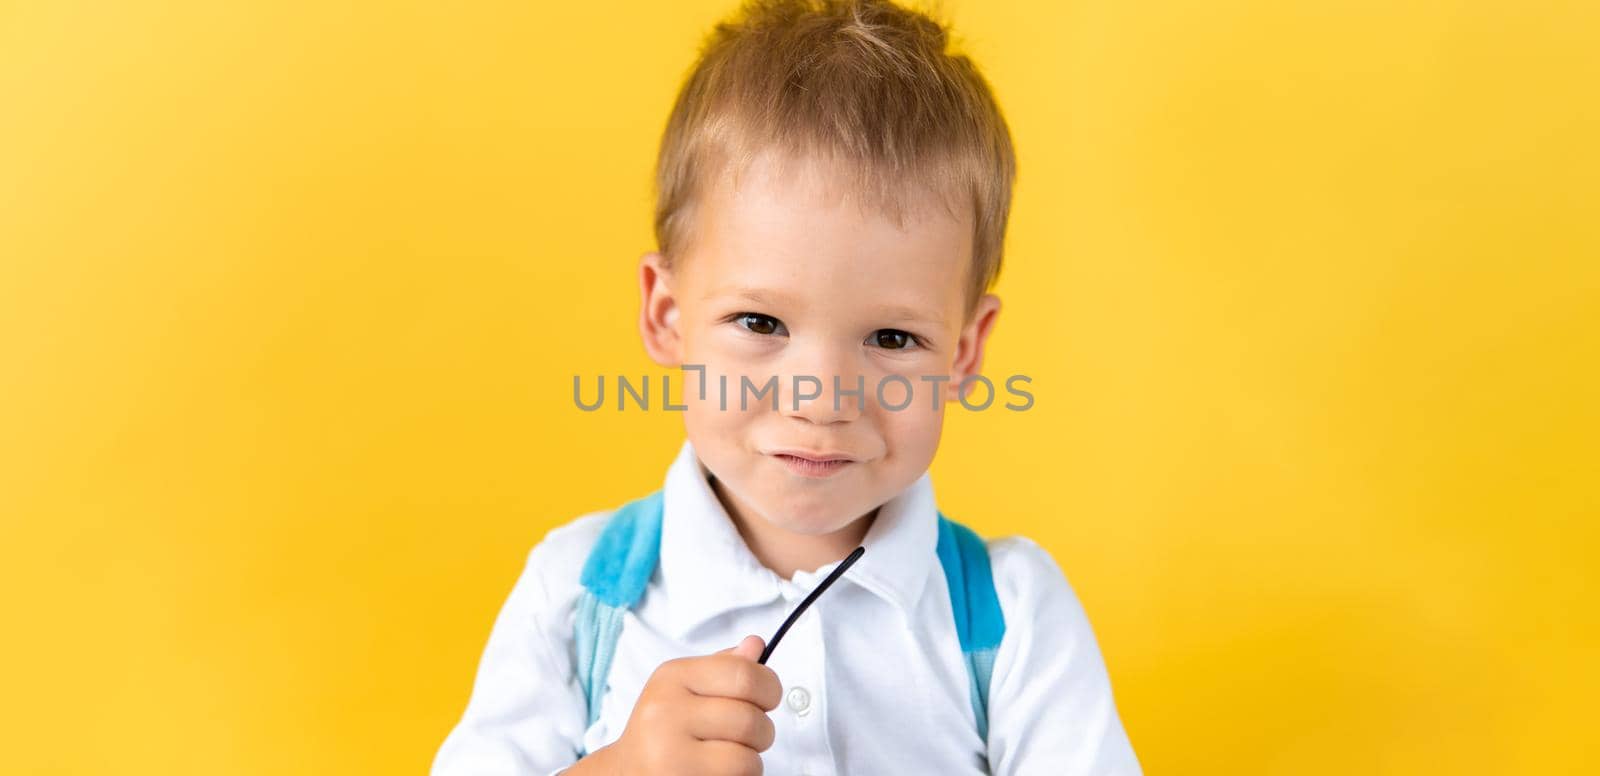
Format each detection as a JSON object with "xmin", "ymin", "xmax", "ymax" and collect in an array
[
  {"xmin": 680, "ymin": 362, "xmax": 767, "ymax": 433},
  {"xmin": 875, "ymin": 393, "xmax": 945, "ymax": 463},
  {"xmin": 679, "ymin": 332, "xmax": 776, "ymax": 411},
  {"xmin": 680, "ymin": 332, "xmax": 762, "ymax": 386},
  {"xmin": 873, "ymin": 349, "xmax": 960, "ymax": 404}
]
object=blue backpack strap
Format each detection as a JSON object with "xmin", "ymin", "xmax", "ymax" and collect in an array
[
  {"xmin": 574, "ymin": 490, "xmax": 665, "ymax": 751},
  {"xmin": 935, "ymin": 513, "xmax": 1007, "ymax": 744}
]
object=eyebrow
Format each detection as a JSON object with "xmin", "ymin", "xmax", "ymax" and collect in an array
[
  {"xmin": 878, "ymin": 305, "xmax": 945, "ymax": 327},
  {"xmin": 709, "ymin": 286, "xmax": 795, "ymax": 308},
  {"xmin": 709, "ymin": 286, "xmax": 945, "ymax": 327}
]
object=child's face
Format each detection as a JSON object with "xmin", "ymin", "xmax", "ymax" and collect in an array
[{"xmin": 639, "ymin": 151, "xmax": 1000, "ymax": 540}]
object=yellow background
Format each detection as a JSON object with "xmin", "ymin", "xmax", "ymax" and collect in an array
[{"xmin": 2, "ymin": 1, "xmax": 1596, "ymax": 773}]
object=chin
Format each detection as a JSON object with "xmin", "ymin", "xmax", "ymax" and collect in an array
[{"xmin": 761, "ymin": 496, "xmax": 865, "ymax": 534}]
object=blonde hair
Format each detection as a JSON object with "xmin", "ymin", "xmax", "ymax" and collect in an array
[{"xmin": 653, "ymin": 0, "xmax": 1017, "ymax": 319}]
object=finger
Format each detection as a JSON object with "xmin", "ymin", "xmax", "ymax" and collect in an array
[
  {"xmin": 687, "ymin": 695, "xmax": 776, "ymax": 752},
  {"xmin": 732, "ymin": 635, "xmax": 764, "ymax": 661},
  {"xmin": 696, "ymin": 739, "xmax": 765, "ymax": 776},
  {"xmin": 684, "ymin": 654, "xmax": 783, "ymax": 711},
  {"xmin": 714, "ymin": 634, "xmax": 764, "ymax": 659}
]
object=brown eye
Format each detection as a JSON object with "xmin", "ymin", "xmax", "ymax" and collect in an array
[
  {"xmin": 738, "ymin": 313, "xmax": 781, "ymax": 335},
  {"xmin": 874, "ymin": 330, "xmax": 913, "ymax": 349}
]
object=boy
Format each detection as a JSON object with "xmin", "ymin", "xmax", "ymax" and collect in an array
[{"xmin": 434, "ymin": 0, "xmax": 1141, "ymax": 773}]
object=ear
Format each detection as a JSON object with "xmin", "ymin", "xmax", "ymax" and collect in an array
[
  {"xmin": 946, "ymin": 293, "xmax": 1001, "ymax": 403},
  {"xmin": 638, "ymin": 251, "xmax": 683, "ymax": 367}
]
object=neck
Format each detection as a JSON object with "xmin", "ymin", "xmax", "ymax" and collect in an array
[{"xmin": 708, "ymin": 474, "xmax": 875, "ymax": 580}]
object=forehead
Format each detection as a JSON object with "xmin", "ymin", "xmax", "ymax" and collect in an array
[{"xmin": 680, "ymin": 150, "xmax": 973, "ymax": 313}]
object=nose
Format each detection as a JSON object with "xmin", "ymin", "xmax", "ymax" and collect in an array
[{"xmin": 780, "ymin": 346, "xmax": 864, "ymax": 425}]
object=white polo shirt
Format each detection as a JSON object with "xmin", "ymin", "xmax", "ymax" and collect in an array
[{"xmin": 433, "ymin": 439, "xmax": 1142, "ymax": 775}]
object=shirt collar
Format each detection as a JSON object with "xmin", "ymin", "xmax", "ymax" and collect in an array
[{"xmin": 656, "ymin": 438, "xmax": 940, "ymax": 640}]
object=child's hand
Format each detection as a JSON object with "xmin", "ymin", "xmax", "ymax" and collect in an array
[{"xmin": 573, "ymin": 635, "xmax": 781, "ymax": 776}]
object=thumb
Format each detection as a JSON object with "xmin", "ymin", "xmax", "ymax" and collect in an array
[{"xmin": 716, "ymin": 634, "xmax": 765, "ymax": 661}]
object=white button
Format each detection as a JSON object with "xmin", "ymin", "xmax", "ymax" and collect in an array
[{"xmin": 785, "ymin": 686, "xmax": 812, "ymax": 715}]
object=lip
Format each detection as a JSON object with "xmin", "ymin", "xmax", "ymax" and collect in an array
[
  {"xmin": 767, "ymin": 448, "xmax": 858, "ymax": 479},
  {"xmin": 766, "ymin": 448, "xmax": 858, "ymax": 463}
]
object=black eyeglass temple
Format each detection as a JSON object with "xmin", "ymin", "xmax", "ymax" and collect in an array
[{"xmin": 758, "ymin": 545, "xmax": 866, "ymax": 665}]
